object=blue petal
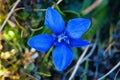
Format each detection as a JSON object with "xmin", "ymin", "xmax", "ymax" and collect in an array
[
  {"xmin": 70, "ymin": 39, "xmax": 90, "ymax": 47},
  {"xmin": 45, "ymin": 8, "xmax": 65, "ymax": 34},
  {"xmin": 28, "ymin": 34, "xmax": 53, "ymax": 53},
  {"xmin": 52, "ymin": 44, "xmax": 73, "ymax": 71},
  {"xmin": 65, "ymin": 18, "xmax": 91, "ymax": 39}
]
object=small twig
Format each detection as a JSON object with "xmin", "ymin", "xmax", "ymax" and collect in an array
[
  {"xmin": 25, "ymin": 73, "xmax": 39, "ymax": 80},
  {"xmin": 65, "ymin": 41, "xmax": 97, "ymax": 76},
  {"xmin": 81, "ymin": 43, "xmax": 96, "ymax": 64},
  {"xmin": 30, "ymin": 27, "xmax": 43, "ymax": 32},
  {"xmin": 98, "ymin": 62, "xmax": 120, "ymax": 80},
  {"xmin": 80, "ymin": 31, "xmax": 99, "ymax": 64},
  {"xmin": 69, "ymin": 46, "xmax": 90, "ymax": 80},
  {"xmin": 52, "ymin": 0, "xmax": 63, "ymax": 8},
  {"xmin": 56, "ymin": 0, "xmax": 63, "ymax": 5},
  {"xmin": 33, "ymin": 9, "xmax": 46, "ymax": 12},
  {"xmin": 80, "ymin": 40, "xmax": 97, "ymax": 64},
  {"xmin": 14, "ymin": 7, "xmax": 24, "ymax": 11},
  {"xmin": 67, "ymin": 32, "xmax": 99, "ymax": 80},
  {"xmin": 82, "ymin": 0, "xmax": 102, "ymax": 15},
  {"xmin": 103, "ymin": 42, "xmax": 115, "ymax": 56},
  {"xmin": 14, "ymin": 7, "xmax": 46, "ymax": 12},
  {"xmin": 114, "ymin": 68, "xmax": 120, "ymax": 80},
  {"xmin": 0, "ymin": 0, "xmax": 21, "ymax": 32},
  {"xmin": 94, "ymin": 66, "xmax": 99, "ymax": 79}
]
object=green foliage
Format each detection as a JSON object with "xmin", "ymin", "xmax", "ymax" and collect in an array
[
  {"xmin": 63, "ymin": 10, "xmax": 80, "ymax": 21},
  {"xmin": 25, "ymin": 63, "xmax": 35, "ymax": 72},
  {"xmin": 80, "ymin": 0, "xmax": 92, "ymax": 11},
  {"xmin": 82, "ymin": 0, "xmax": 109, "ymax": 40}
]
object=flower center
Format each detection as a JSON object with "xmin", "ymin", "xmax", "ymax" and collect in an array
[{"xmin": 54, "ymin": 33, "xmax": 70, "ymax": 45}]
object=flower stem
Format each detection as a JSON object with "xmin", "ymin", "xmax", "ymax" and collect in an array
[
  {"xmin": 0, "ymin": 0, "xmax": 21, "ymax": 31},
  {"xmin": 43, "ymin": 46, "xmax": 54, "ymax": 63}
]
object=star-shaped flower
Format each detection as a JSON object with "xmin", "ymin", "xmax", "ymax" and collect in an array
[{"xmin": 28, "ymin": 8, "xmax": 91, "ymax": 71}]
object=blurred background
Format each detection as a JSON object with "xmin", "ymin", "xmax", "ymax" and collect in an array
[{"xmin": 0, "ymin": 0, "xmax": 120, "ymax": 80}]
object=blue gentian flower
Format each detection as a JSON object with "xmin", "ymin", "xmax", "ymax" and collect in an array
[{"xmin": 28, "ymin": 8, "xmax": 91, "ymax": 71}]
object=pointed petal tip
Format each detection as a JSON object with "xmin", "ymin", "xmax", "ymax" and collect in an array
[
  {"xmin": 85, "ymin": 18, "xmax": 91, "ymax": 26},
  {"xmin": 27, "ymin": 34, "xmax": 53, "ymax": 53},
  {"xmin": 71, "ymin": 39, "xmax": 90, "ymax": 47},
  {"xmin": 65, "ymin": 18, "xmax": 91, "ymax": 39},
  {"xmin": 52, "ymin": 44, "xmax": 73, "ymax": 71},
  {"xmin": 45, "ymin": 7, "xmax": 65, "ymax": 34}
]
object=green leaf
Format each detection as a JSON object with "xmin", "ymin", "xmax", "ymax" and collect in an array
[
  {"xmin": 63, "ymin": 10, "xmax": 80, "ymax": 21},
  {"xmin": 80, "ymin": 0, "xmax": 92, "ymax": 11},
  {"xmin": 3, "ymin": 26, "xmax": 19, "ymax": 41},
  {"xmin": 82, "ymin": 0, "xmax": 108, "ymax": 40},
  {"xmin": 25, "ymin": 63, "xmax": 35, "ymax": 72},
  {"xmin": 22, "ymin": 12, "xmax": 30, "ymax": 20},
  {"xmin": 55, "ymin": 6, "xmax": 66, "ymax": 17},
  {"xmin": 37, "ymin": 72, "xmax": 51, "ymax": 77},
  {"xmin": 41, "ymin": 26, "xmax": 52, "ymax": 34},
  {"xmin": 72, "ymin": 48, "xmax": 79, "ymax": 60}
]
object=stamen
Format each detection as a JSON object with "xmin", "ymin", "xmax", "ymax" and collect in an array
[{"xmin": 57, "ymin": 33, "xmax": 70, "ymax": 44}]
